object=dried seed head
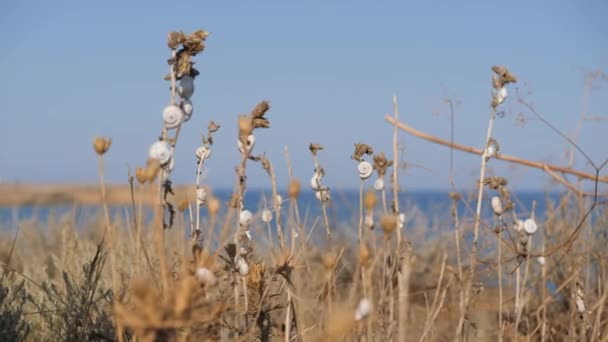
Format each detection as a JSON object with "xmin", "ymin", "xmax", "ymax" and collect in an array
[
  {"xmin": 207, "ymin": 196, "xmax": 220, "ymax": 216},
  {"xmin": 288, "ymin": 179, "xmax": 301, "ymax": 199},
  {"xmin": 373, "ymin": 153, "xmax": 393, "ymax": 177},
  {"xmin": 358, "ymin": 243, "xmax": 372, "ymax": 268},
  {"xmin": 251, "ymin": 100, "xmax": 271, "ymax": 129},
  {"xmin": 93, "ymin": 137, "xmax": 111, "ymax": 155},
  {"xmin": 352, "ymin": 143, "xmax": 374, "ymax": 162},
  {"xmin": 167, "ymin": 31, "xmax": 185, "ymax": 49},
  {"xmin": 135, "ymin": 167, "xmax": 147, "ymax": 184},
  {"xmin": 145, "ymin": 158, "xmax": 161, "ymax": 182},
  {"xmin": 322, "ymin": 251, "xmax": 338, "ymax": 270},
  {"xmin": 380, "ymin": 214, "xmax": 398, "ymax": 236},
  {"xmin": 238, "ymin": 115, "xmax": 253, "ymax": 141},
  {"xmin": 309, "ymin": 143, "xmax": 324, "ymax": 156},
  {"xmin": 364, "ymin": 190, "xmax": 377, "ymax": 211}
]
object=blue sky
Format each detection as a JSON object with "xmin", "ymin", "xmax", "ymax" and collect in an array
[{"xmin": 1, "ymin": 0, "xmax": 607, "ymax": 191}]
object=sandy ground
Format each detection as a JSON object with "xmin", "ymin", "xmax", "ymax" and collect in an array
[{"xmin": 0, "ymin": 183, "xmax": 196, "ymax": 206}]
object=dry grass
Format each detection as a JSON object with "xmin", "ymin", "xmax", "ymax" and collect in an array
[{"xmin": 1, "ymin": 30, "xmax": 607, "ymax": 342}]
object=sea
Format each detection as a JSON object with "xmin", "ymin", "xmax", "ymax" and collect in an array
[{"xmin": 0, "ymin": 188, "xmax": 565, "ymax": 239}]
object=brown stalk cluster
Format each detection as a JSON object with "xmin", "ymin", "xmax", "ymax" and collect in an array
[
  {"xmin": 373, "ymin": 152, "xmax": 393, "ymax": 177},
  {"xmin": 351, "ymin": 143, "xmax": 374, "ymax": 161},
  {"xmin": 484, "ymin": 176, "xmax": 513, "ymax": 212},
  {"xmin": 165, "ymin": 30, "xmax": 209, "ymax": 80},
  {"xmin": 93, "ymin": 137, "xmax": 112, "ymax": 155}
]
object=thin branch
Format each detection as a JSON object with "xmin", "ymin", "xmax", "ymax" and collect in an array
[{"xmin": 384, "ymin": 115, "xmax": 608, "ymax": 184}]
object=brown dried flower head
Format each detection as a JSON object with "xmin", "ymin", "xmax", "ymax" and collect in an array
[
  {"xmin": 207, "ymin": 196, "xmax": 221, "ymax": 216},
  {"xmin": 358, "ymin": 243, "xmax": 372, "ymax": 268},
  {"xmin": 372, "ymin": 152, "xmax": 393, "ymax": 177},
  {"xmin": 135, "ymin": 167, "xmax": 147, "ymax": 184},
  {"xmin": 322, "ymin": 251, "xmax": 338, "ymax": 270},
  {"xmin": 380, "ymin": 214, "xmax": 398, "ymax": 236},
  {"xmin": 250, "ymin": 100, "xmax": 271, "ymax": 128},
  {"xmin": 288, "ymin": 179, "xmax": 301, "ymax": 199},
  {"xmin": 167, "ymin": 31, "xmax": 185, "ymax": 49},
  {"xmin": 238, "ymin": 115, "xmax": 254, "ymax": 142},
  {"xmin": 483, "ymin": 176, "xmax": 508, "ymax": 190},
  {"xmin": 93, "ymin": 137, "xmax": 111, "ymax": 155},
  {"xmin": 364, "ymin": 190, "xmax": 377, "ymax": 211},
  {"xmin": 352, "ymin": 143, "xmax": 374, "ymax": 162},
  {"xmin": 492, "ymin": 65, "xmax": 518, "ymax": 87},
  {"xmin": 145, "ymin": 158, "xmax": 161, "ymax": 182},
  {"xmin": 309, "ymin": 143, "xmax": 324, "ymax": 156}
]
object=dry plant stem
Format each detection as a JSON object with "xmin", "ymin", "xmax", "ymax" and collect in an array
[
  {"xmin": 541, "ymin": 236, "xmax": 547, "ymax": 342},
  {"xmin": 419, "ymin": 254, "xmax": 449, "ymax": 342},
  {"xmin": 153, "ymin": 180, "xmax": 170, "ymax": 300},
  {"xmin": 456, "ymin": 107, "xmax": 497, "ymax": 339},
  {"xmin": 266, "ymin": 162, "xmax": 285, "ymax": 249},
  {"xmin": 195, "ymin": 158, "xmax": 205, "ymax": 238},
  {"xmin": 285, "ymin": 289, "xmax": 292, "ymax": 342},
  {"xmin": 97, "ymin": 155, "xmax": 118, "ymax": 297},
  {"xmin": 384, "ymin": 116, "xmax": 608, "ymax": 184},
  {"xmin": 313, "ymin": 154, "xmax": 331, "ymax": 240},
  {"xmin": 497, "ymin": 222, "xmax": 504, "ymax": 342},
  {"xmin": 392, "ymin": 95, "xmax": 410, "ymax": 342},
  {"xmin": 358, "ymin": 180, "xmax": 364, "ymax": 244}
]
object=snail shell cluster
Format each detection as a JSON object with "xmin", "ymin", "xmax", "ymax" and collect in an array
[
  {"xmin": 163, "ymin": 105, "xmax": 184, "ymax": 129},
  {"xmin": 357, "ymin": 161, "xmax": 373, "ymax": 180},
  {"xmin": 149, "ymin": 141, "xmax": 173, "ymax": 165},
  {"xmin": 237, "ymin": 135, "xmax": 256, "ymax": 154}
]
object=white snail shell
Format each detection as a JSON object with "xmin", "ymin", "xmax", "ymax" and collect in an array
[
  {"xmin": 486, "ymin": 145, "xmax": 496, "ymax": 159},
  {"xmin": 275, "ymin": 195, "xmax": 283, "ymax": 208},
  {"xmin": 262, "ymin": 209, "xmax": 273, "ymax": 223},
  {"xmin": 163, "ymin": 105, "xmax": 184, "ymax": 129},
  {"xmin": 149, "ymin": 141, "xmax": 173, "ymax": 165},
  {"xmin": 575, "ymin": 296, "xmax": 586, "ymax": 313},
  {"xmin": 373, "ymin": 178, "xmax": 384, "ymax": 191},
  {"xmin": 240, "ymin": 210, "xmax": 253, "ymax": 227},
  {"xmin": 195, "ymin": 146, "xmax": 211, "ymax": 161},
  {"xmin": 364, "ymin": 214, "xmax": 374, "ymax": 229},
  {"xmin": 196, "ymin": 188, "xmax": 207, "ymax": 205},
  {"xmin": 245, "ymin": 230, "xmax": 252, "ymax": 240},
  {"xmin": 491, "ymin": 196, "xmax": 503, "ymax": 216},
  {"xmin": 315, "ymin": 189, "xmax": 331, "ymax": 202},
  {"xmin": 523, "ymin": 218, "xmax": 537, "ymax": 235},
  {"xmin": 310, "ymin": 174, "xmax": 322, "ymax": 191},
  {"xmin": 357, "ymin": 161, "xmax": 373, "ymax": 180},
  {"xmin": 236, "ymin": 258, "xmax": 249, "ymax": 276},
  {"xmin": 181, "ymin": 99, "xmax": 193, "ymax": 122},
  {"xmin": 237, "ymin": 135, "xmax": 256, "ymax": 154},
  {"xmin": 178, "ymin": 75, "xmax": 195, "ymax": 99},
  {"xmin": 498, "ymin": 87, "xmax": 507, "ymax": 100},
  {"xmin": 195, "ymin": 267, "xmax": 217, "ymax": 287},
  {"xmin": 537, "ymin": 256, "xmax": 546, "ymax": 266},
  {"xmin": 355, "ymin": 298, "xmax": 372, "ymax": 321},
  {"xmin": 513, "ymin": 219, "xmax": 524, "ymax": 232},
  {"xmin": 398, "ymin": 213, "xmax": 406, "ymax": 229}
]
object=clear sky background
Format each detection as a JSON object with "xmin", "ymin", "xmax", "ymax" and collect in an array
[{"xmin": 1, "ymin": 0, "xmax": 607, "ymax": 191}]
